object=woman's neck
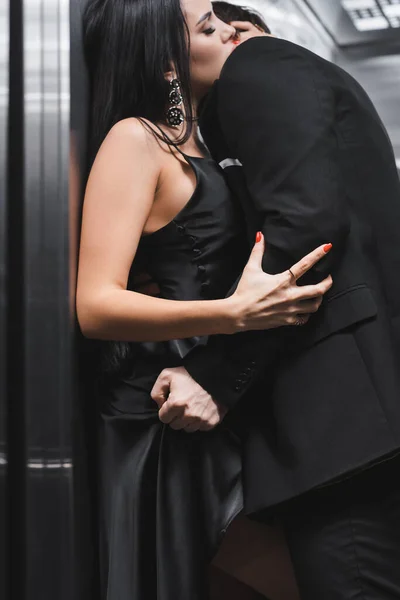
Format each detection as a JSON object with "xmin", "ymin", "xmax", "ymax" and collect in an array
[
  {"xmin": 176, "ymin": 129, "xmax": 207, "ymax": 158},
  {"xmin": 154, "ymin": 115, "xmax": 206, "ymax": 157}
]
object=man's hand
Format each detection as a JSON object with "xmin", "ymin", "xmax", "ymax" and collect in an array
[{"xmin": 151, "ymin": 366, "xmax": 227, "ymax": 432}]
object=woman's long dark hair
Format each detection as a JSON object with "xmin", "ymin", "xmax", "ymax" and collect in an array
[
  {"xmin": 83, "ymin": 0, "xmax": 194, "ymax": 161},
  {"xmin": 83, "ymin": 0, "xmax": 197, "ymax": 379}
]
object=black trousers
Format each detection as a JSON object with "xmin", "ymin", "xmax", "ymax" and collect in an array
[{"xmin": 278, "ymin": 455, "xmax": 400, "ymax": 600}]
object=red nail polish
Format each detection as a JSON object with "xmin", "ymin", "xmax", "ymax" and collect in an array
[
  {"xmin": 256, "ymin": 231, "xmax": 262, "ymax": 243},
  {"xmin": 324, "ymin": 243, "xmax": 332, "ymax": 253}
]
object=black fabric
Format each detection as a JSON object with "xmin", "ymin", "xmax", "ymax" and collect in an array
[
  {"xmin": 276, "ymin": 456, "xmax": 400, "ymax": 600},
  {"xmin": 98, "ymin": 156, "xmax": 249, "ymax": 600},
  {"xmin": 183, "ymin": 36, "xmax": 400, "ymax": 509}
]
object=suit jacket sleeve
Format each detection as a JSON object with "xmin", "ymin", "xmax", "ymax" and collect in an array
[
  {"xmin": 183, "ymin": 38, "xmax": 349, "ymax": 409},
  {"xmin": 218, "ymin": 36, "xmax": 349, "ymax": 278}
]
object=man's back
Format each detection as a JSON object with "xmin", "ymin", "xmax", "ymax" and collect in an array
[
  {"xmin": 326, "ymin": 58, "xmax": 400, "ymax": 317},
  {"xmin": 179, "ymin": 34, "xmax": 400, "ymax": 600},
  {"xmin": 184, "ymin": 36, "xmax": 400, "ymax": 508}
]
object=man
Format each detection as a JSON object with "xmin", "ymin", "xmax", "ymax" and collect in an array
[
  {"xmin": 152, "ymin": 5, "xmax": 400, "ymax": 598},
  {"xmin": 212, "ymin": 1, "xmax": 271, "ymax": 35}
]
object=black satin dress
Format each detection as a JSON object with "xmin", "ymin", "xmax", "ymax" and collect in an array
[{"xmin": 98, "ymin": 153, "xmax": 250, "ymax": 600}]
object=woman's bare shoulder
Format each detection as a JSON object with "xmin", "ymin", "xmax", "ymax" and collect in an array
[
  {"xmin": 102, "ymin": 117, "xmax": 161, "ymax": 156},
  {"xmin": 86, "ymin": 117, "xmax": 165, "ymax": 198},
  {"xmin": 88, "ymin": 118, "xmax": 166, "ymax": 184}
]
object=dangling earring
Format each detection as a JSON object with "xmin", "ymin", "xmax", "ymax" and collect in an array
[{"xmin": 166, "ymin": 79, "xmax": 184, "ymax": 128}]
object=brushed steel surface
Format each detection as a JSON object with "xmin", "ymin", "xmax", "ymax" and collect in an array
[
  {"xmin": 23, "ymin": 0, "xmax": 74, "ymax": 598},
  {"xmin": 0, "ymin": 1, "xmax": 9, "ymax": 598},
  {"xmin": 338, "ymin": 52, "xmax": 400, "ymax": 169}
]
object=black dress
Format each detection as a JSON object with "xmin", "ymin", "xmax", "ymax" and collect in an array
[{"xmin": 98, "ymin": 154, "xmax": 250, "ymax": 600}]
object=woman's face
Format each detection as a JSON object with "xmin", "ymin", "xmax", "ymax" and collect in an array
[{"xmin": 181, "ymin": 0, "xmax": 238, "ymax": 100}]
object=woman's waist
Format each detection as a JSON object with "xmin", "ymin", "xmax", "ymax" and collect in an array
[{"xmin": 101, "ymin": 336, "xmax": 202, "ymax": 387}]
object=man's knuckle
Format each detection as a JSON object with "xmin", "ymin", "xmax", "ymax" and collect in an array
[
  {"xmin": 159, "ymin": 412, "xmax": 171, "ymax": 424},
  {"xmin": 185, "ymin": 409, "xmax": 198, "ymax": 420},
  {"xmin": 171, "ymin": 397, "xmax": 185, "ymax": 409}
]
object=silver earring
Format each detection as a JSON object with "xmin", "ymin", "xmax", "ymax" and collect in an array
[{"xmin": 166, "ymin": 79, "xmax": 184, "ymax": 128}]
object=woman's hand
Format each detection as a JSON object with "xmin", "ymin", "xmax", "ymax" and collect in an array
[{"xmin": 229, "ymin": 233, "xmax": 333, "ymax": 332}]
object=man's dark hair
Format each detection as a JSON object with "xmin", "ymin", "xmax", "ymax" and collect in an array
[{"xmin": 212, "ymin": 1, "xmax": 271, "ymax": 34}]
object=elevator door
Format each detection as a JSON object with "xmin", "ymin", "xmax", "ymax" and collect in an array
[{"xmin": 4, "ymin": 1, "xmax": 94, "ymax": 598}]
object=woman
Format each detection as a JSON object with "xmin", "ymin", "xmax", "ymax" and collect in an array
[{"xmin": 77, "ymin": 1, "xmax": 332, "ymax": 598}]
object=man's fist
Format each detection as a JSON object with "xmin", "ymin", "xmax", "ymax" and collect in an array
[{"xmin": 151, "ymin": 366, "xmax": 227, "ymax": 432}]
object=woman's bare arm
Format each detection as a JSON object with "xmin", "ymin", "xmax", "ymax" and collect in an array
[{"xmin": 76, "ymin": 119, "xmax": 238, "ymax": 341}]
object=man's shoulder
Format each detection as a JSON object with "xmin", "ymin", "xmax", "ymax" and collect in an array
[{"xmin": 220, "ymin": 36, "xmax": 325, "ymax": 83}]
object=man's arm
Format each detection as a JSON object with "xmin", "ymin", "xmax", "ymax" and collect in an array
[
  {"xmin": 218, "ymin": 36, "xmax": 349, "ymax": 280},
  {"xmin": 183, "ymin": 38, "xmax": 347, "ymax": 409},
  {"xmin": 182, "ymin": 329, "xmax": 280, "ymax": 409}
]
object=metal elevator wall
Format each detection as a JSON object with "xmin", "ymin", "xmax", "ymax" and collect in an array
[
  {"xmin": 3, "ymin": 1, "xmax": 95, "ymax": 598},
  {"xmin": 0, "ymin": 0, "xmax": 9, "ymax": 597},
  {"xmin": 2, "ymin": 2, "xmax": 397, "ymax": 600}
]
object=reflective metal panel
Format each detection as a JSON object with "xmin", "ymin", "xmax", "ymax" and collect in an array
[
  {"xmin": 7, "ymin": 1, "xmax": 27, "ymax": 598},
  {"xmin": 305, "ymin": 0, "xmax": 400, "ymax": 47},
  {"xmin": 337, "ymin": 52, "xmax": 400, "ymax": 169},
  {"xmin": 0, "ymin": 1, "xmax": 9, "ymax": 597},
  {"xmin": 23, "ymin": 0, "xmax": 74, "ymax": 598}
]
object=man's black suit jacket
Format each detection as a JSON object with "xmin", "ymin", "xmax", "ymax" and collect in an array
[{"xmin": 183, "ymin": 37, "xmax": 400, "ymax": 511}]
